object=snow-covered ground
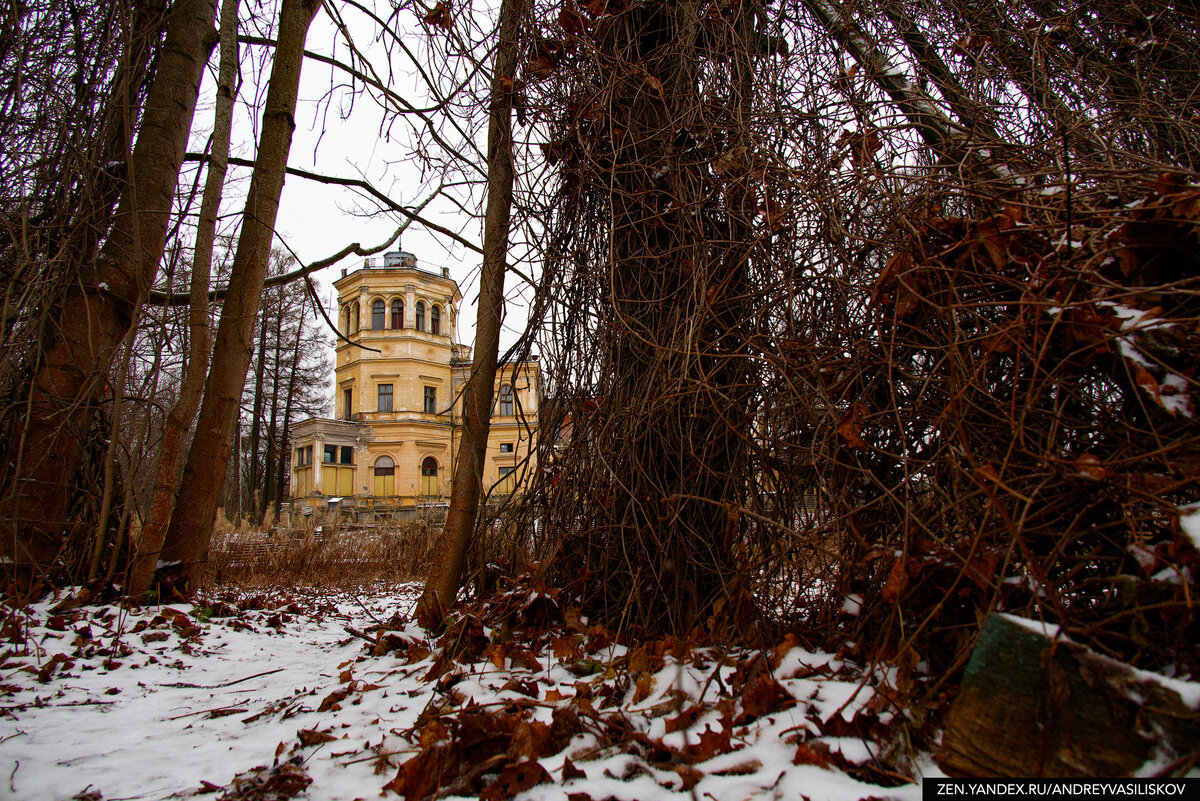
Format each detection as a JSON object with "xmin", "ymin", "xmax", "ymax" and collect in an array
[{"xmin": 0, "ymin": 583, "xmax": 932, "ymax": 800}]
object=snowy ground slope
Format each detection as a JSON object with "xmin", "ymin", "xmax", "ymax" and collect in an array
[{"xmin": 0, "ymin": 584, "xmax": 930, "ymax": 800}]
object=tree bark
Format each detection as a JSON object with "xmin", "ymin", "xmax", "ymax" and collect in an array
[
  {"xmin": 1, "ymin": 0, "xmax": 218, "ymax": 574},
  {"xmin": 274, "ymin": 299, "xmax": 305, "ymax": 518},
  {"xmin": 416, "ymin": 0, "xmax": 525, "ymax": 628},
  {"xmin": 261, "ymin": 287, "xmax": 285, "ymax": 520},
  {"xmin": 160, "ymin": 0, "xmax": 321, "ymax": 591},
  {"xmin": 130, "ymin": 0, "xmax": 239, "ymax": 597}
]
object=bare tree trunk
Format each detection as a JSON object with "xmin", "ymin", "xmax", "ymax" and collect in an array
[
  {"xmin": 160, "ymin": 0, "xmax": 321, "ymax": 591},
  {"xmin": 273, "ymin": 301, "xmax": 305, "ymax": 518},
  {"xmin": 1, "ymin": 0, "xmax": 218, "ymax": 575},
  {"xmin": 261, "ymin": 288, "xmax": 285, "ymax": 520},
  {"xmin": 130, "ymin": 0, "xmax": 238, "ymax": 597},
  {"xmin": 246, "ymin": 306, "xmax": 269, "ymax": 514},
  {"xmin": 416, "ymin": 0, "xmax": 525, "ymax": 628}
]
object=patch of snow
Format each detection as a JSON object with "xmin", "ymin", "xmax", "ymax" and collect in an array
[
  {"xmin": 1179, "ymin": 503, "xmax": 1200, "ymax": 553},
  {"xmin": 1126, "ymin": 664, "xmax": 1200, "ymax": 711},
  {"xmin": 839, "ymin": 594, "xmax": 863, "ymax": 615},
  {"xmin": 1160, "ymin": 373, "xmax": 1193, "ymax": 418},
  {"xmin": 0, "ymin": 584, "xmax": 930, "ymax": 801},
  {"xmin": 1152, "ymin": 565, "xmax": 1187, "ymax": 585},
  {"xmin": 998, "ymin": 612, "xmax": 1065, "ymax": 640}
]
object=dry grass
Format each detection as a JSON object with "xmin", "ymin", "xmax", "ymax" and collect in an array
[{"xmin": 204, "ymin": 521, "xmax": 442, "ymax": 587}]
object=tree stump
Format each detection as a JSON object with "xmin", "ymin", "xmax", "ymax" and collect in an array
[{"xmin": 937, "ymin": 614, "xmax": 1200, "ymax": 777}]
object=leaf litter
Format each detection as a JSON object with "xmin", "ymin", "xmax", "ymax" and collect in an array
[{"xmin": 0, "ymin": 581, "xmax": 935, "ymax": 800}]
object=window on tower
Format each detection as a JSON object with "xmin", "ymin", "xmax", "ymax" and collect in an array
[{"xmin": 498, "ymin": 385, "xmax": 514, "ymax": 417}]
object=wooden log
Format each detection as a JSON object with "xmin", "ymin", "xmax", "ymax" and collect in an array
[{"xmin": 937, "ymin": 614, "xmax": 1200, "ymax": 777}]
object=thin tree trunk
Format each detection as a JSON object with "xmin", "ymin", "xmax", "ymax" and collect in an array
[
  {"xmin": 274, "ymin": 301, "xmax": 305, "ymax": 517},
  {"xmin": 130, "ymin": 0, "xmax": 238, "ymax": 597},
  {"xmin": 416, "ymin": 0, "xmax": 525, "ymax": 628},
  {"xmin": 246, "ymin": 307, "xmax": 269, "ymax": 513},
  {"xmin": 88, "ymin": 316, "xmax": 141, "ymax": 583},
  {"xmin": 261, "ymin": 288, "xmax": 285, "ymax": 520},
  {"xmin": 1, "ymin": 0, "xmax": 218, "ymax": 574},
  {"xmin": 161, "ymin": 0, "xmax": 321, "ymax": 591}
]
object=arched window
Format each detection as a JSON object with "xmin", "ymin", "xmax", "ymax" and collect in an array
[
  {"xmin": 498, "ymin": 385, "xmax": 514, "ymax": 417},
  {"xmin": 371, "ymin": 299, "xmax": 385, "ymax": 330},
  {"xmin": 420, "ymin": 456, "xmax": 438, "ymax": 496},
  {"xmin": 430, "ymin": 305, "xmax": 441, "ymax": 336},
  {"xmin": 391, "ymin": 299, "xmax": 404, "ymax": 329},
  {"xmin": 352, "ymin": 302, "xmax": 359, "ymax": 332},
  {"xmin": 342, "ymin": 306, "xmax": 351, "ymax": 334},
  {"xmin": 373, "ymin": 455, "xmax": 395, "ymax": 497},
  {"xmin": 415, "ymin": 301, "xmax": 425, "ymax": 332}
]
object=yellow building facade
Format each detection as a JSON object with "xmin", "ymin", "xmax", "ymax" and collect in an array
[{"xmin": 289, "ymin": 251, "xmax": 539, "ymax": 518}]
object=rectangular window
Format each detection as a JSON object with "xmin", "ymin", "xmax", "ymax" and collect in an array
[
  {"xmin": 297, "ymin": 446, "xmax": 311, "ymax": 466},
  {"xmin": 423, "ymin": 386, "xmax": 436, "ymax": 414},
  {"xmin": 343, "ymin": 388, "xmax": 352, "ymax": 420},
  {"xmin": 378, "ymin": 384, "xmax": 393, "ymax": 412},
  {"xmin": 499, "ymin": 442, "xmax": 514, "ymax": 454},
  {"xmin": 498, "ymin": 385, "xmax": 514, "ymax": 417},
  {"xmin": 323, "ymin": 444, "xmax": 337, "ymax": 463},
  {"xmin": 498, "ymin": 466, "xmax": 516, "ymax": 494},
  {"xmin": 340, "ymin": 446, "xmax": 354, "ymax": 465}
]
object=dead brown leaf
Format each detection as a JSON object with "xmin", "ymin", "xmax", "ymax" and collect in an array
[
  {"xmin": 737, "ymin": 674, "xmax": 795, "ymax": 723},
  {"xmin": 418, "ymin": 719, "xmax": 449, "ymax": 749},
  {"xmin": 480, "ymin": 760, "xmax": 551, "ymax": 801},
  {"xmin": 297, "ymin": 728, "xmax": 337, "ymax": 747},
  {"xmin": 836, "ymin": 401, "xmax": 869, "ymax": 450},
  {"xmin": 632, "ymin": 671, "xmax": 655, "ymax": 704},
  {"xmin": 881, "ymin": 557, "xmax": 908, "ymax": 604},
  {"xmin": 382, "ymin": 743, "xmax": 455, "ymax": 799},
  {"xmin": 552, "ymin": 635, "xmax": 582, "ymax": 661},
  {"xmin": 561, "ymin": 756, "xmax": 587, "ymax": 781},
  {"xmin": 1135, "ymin": 367, "xmax": 1165, "ymax": 408},
  {"xmin": 421, "ymin": 1, "xmax": 452, "ymax": 30},
  {"xmin": 665, "ymin": 704, "xmax": 704, "ymax": 733},
  {"xmin": 317, "ymin": 687, "xmax": 351, "ymax": 713},
  {"xmin": 793, "ymin": 740, "xmax": 834, "ymax": 768}
]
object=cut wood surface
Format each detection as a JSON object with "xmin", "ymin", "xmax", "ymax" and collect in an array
[{"xmin": 938, "ymin": 614, "xmax": 1200, "ymax": 777}]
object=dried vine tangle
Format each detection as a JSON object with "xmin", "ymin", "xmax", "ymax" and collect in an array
[{"xmin": 483, "ymin": 0, "xmax": 1200, "ymax": 680}]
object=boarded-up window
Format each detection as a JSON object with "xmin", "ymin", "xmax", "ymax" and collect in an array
[
  {"xmin": 498, "ymin": 466, "xmax": 515, "ymax": 495},
  {"xmin": 374, "ymin": 456, "xmax": 395, "ymax": 497},
  {"xmin": 420, "ymin": 456, "xmax": 438, "ymax": 496}
]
